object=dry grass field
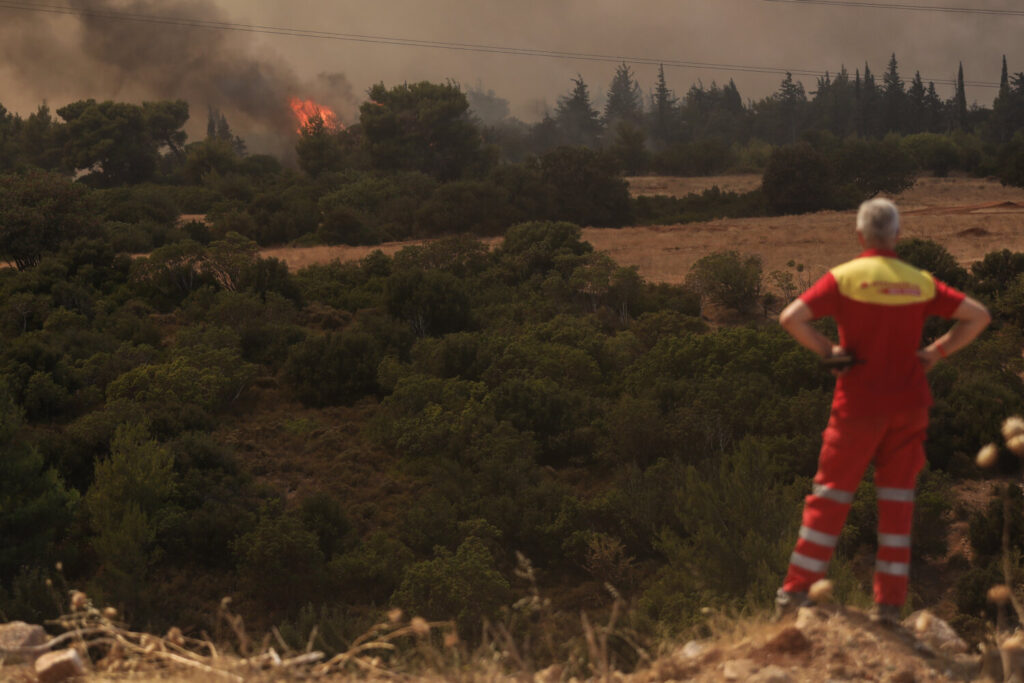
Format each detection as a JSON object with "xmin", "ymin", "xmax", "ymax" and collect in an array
[{"xmin": 260, "ymin": 175, "xmax": 1024, "ymax": 285}]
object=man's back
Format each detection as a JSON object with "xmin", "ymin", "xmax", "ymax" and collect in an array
[{"xmin": 799, "ymin": 248, "xmax": 964, "ymax": 417}]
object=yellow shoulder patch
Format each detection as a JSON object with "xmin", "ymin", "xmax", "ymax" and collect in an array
[{"xmin": 831, "ymin": 256, "xmax": 935, "ymax": 306}]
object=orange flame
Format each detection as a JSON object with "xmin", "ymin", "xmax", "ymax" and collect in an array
[{"xmin": 288, "ymin": 97, "xmax": 342, "ymax": 134}]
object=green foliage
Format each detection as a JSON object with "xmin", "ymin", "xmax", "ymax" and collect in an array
[
  {"xmin": 762, "ymin": 143, "xmax": 835, "ymax": 215},
  {"xmin": 57, "ymin": 99, "xmax": 188, "ymax": 186},
  {"xmin": 85, "ymin": 422, "xmax": 175, "ymax": 612},
  {"xmin": 384, "ymin": 269, "xmax": 472, "ymax": 337},
  {"xmin": 0, "ymin": 384, "xmax": 75, "ymax": 584},
  {"xmin": 537, "ymin": 147, "xmax": 632, "ymax": 227},
  {"xmin": 685, "ymin": 250, "xmax": 763, "ymax": 313},
  {"xmin": 895, "ymin": 238, "xmax": 970, "ymax": 289},
  {"xmin": 234, "ymin": 509, "xmax": 328, "ymax": 609},
  {"xmin": 391, "ymin": 536, "xmax": 511, "ymax": 635},
  {"xmin": 283, "ymin": 328, "xmax": 384, "ymax": 406},
  {"xmin": 0, "ymin": 171, "xmax": 96, "ymax": 270},
  {"xmin": 632, "ymin": 187, "xmax": 766, "ymax": 225},
  {"xmin": 415, "ymin": 180, "xmax": 513, "ymax": 237},
  {"xmin": 361, "ymin": 81, "xmax": 492, "ymax": 180}
]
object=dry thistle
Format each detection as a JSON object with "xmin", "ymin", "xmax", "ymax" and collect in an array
[
  {"xmin": 1003, "ymin": 632, "xmax": 1024, "ymax": 651},
  {"xmin": 988, "ymin": 585, "xmax": 1014, "ymax": 605},
  {"xmin": 443, "ymin": 631, "xmax": 459, "ymax": 649},
  {"xmin": 410, "ymin": 617, "xmax": 430, "ymax": 637},
  {"xmin": 70, "ymin": 590, "xmax": 88, "ymax": 611},
  {"xmin": 102, "ymin": 607, "xmax": 118, "ymax": 620},
  {"xmin": 1003, "ymin": 417, "xmax": 1024, "ymax": 441},
  {"xmin": 915, "ymin": 611, "xmax": 933, "ymax": 633},
  {"xmin": 55, "ymin": 561, "xmax": 63, "ymax": 572},
  {"xmin": 1009, "ymin": 435, "xmax": 1024, "ymax": 457},
  {"xmin": 977, "ymin": 443, "xmax": 1000, "ymax": 468},
  {"xmin": 166, "ymin": 627, "xmax": 185, "ymax": 646},
  {"xmin": 387, "ymin": 608, "xmax": 403, "ymax": 624},
  {"xmin": 808, "ymin": 578, "xmax": 834, "ymax": 603}
]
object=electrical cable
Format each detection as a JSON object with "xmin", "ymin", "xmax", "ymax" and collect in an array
[{"xmin": 762, "ymin": 0, "xmax": 1024, "ymax": 17}]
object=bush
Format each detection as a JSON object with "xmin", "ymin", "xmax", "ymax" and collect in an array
[
  {"xmin": 686, "ymin": 250, "xmax": 763, "ymax": 313},
  {"xmin": 282, "ymin": 328, "xmax": 383, "ymax": 406},
  {"xmin": 415, "ymin": 180, "xmax": 513, "ymax": 237},
  {"xmin": 391, "ymin": 536, "xmax": 510, "ymax": 636},
  {"xmin": 538, "ymin": 147, "xmax": 632, "ymax": 227},
  {"xmin": 384, "ymin": 269, "xmax": 472, "ymax": 337},
  {"xmin": 762, "ymin": 143, "xmax": 835, "ymax": 215},
  {"xmin": 902, "ymin": 133, "xmax": 960, "ymax": 177},
  {"xmin": 895, "ymin": 238, "xmax": 969, "ymax": 289}
]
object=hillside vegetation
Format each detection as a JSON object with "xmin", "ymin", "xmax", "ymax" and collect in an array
[{"xmin": 4, "ymin": 60, "xmax": 1024, "ymax": 676}]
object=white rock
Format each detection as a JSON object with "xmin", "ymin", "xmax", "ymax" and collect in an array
[
  {"xmin": 681, "ymin": 639, "xmax": 705, "ymax": 658},
  {"xmin": 34, "ymin": 648, "xmax": 87, "ymax": 683},
  {"xmin": 723, "ymin": 658, "xmax": 757, "ymax": 680},
  {"xmin": 750, "ymin": 665, "xmax": 793, "ymax": 683},
  {"xmin": 903, "ymin": 609, "xmax": 968, "ymax": 654},
  {"xmin": 795, "ymin": 606, "xmax": 823, "ymax": 631},
  {"xmin": 0, "ymin": 621, "xmax": 46, "ymax": 663}
]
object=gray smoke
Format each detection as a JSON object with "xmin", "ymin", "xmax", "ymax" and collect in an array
[{"xmin": 0, "ymin": 0, "xmax": 357, "ymax": 144}]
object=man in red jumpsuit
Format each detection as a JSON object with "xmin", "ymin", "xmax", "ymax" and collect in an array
[{"xmin": 776, "ymin": 197, "xmax": 991, "ymax": 623}]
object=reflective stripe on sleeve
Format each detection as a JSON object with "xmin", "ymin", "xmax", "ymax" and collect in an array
[
  {"xmin": 799, "ymin": 525, "xmax": 840, "ymax": 548},
  {"xmin": 812, "ymin": 484, "xmax": 855, "ymax": 504},
  {"xmin": 790, "ymin": 551, "xmax": 829, "ymax": 574},
  {"xmin": 878, "ymin": 532, "xmax": 912, "ymax": 548},
  {"xmin": 877, "ymin": 487, "xmax": 915, "ymax": 503},
  {"xmin": 875, "ymin": 559, "xmax": 910, "ymax": 576}
]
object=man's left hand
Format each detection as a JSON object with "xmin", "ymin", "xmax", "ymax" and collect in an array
[{"xmin": 917, "ymin": 346, "xmax": 941, "ymax": 372}]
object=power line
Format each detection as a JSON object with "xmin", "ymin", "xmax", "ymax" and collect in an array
[
  {"xmin": 762, "ymin": 0, "xmax": 1024, "ymax": 17},
  {"xmin": 0, "ymin": 0, "xmax": 1001, "ymax": 89}
]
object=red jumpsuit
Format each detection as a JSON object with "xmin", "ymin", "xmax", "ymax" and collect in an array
[{"xmin": 782, "ymin": 248, "xmax": 964, "ymax": 606}]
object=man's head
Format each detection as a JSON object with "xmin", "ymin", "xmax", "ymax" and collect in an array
[{"xmin": 856, "ymin": 198, "xmax": 900, "ymax": 249}]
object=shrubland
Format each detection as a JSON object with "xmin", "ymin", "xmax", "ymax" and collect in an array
[{"xmin": 3, "ymin": 61, "xmax": 1024, "ymax": 669}]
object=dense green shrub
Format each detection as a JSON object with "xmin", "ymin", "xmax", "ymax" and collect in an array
[{"xmin": 685, "ymin": 250, "xmax": 763, "ymax": 313}]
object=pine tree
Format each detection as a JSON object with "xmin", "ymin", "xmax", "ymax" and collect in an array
[
  {"xmin": 882, "ymin": 53, "xmax": 905, "ymax": 133},
  {"xmin": 649, "ymin": 64, "xmax": 679, "ymax": 147},
  {"xmin": 604, "ymin": 62, "xmax": 644, "ymax": 129},
  {"xmin": 555, "ymin": 75, "xmax": 602, "ymax": 147}
]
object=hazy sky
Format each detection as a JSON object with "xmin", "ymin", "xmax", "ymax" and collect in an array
[{"xmin": 1, "ymin": 0, "xmax": 1021, "ymax": 142}]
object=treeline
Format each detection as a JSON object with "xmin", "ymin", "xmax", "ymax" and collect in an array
[{"xmin": 482, "ymin": 55, "xmax": 1024, "ymax": 177}]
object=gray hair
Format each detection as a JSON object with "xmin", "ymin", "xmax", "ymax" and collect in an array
[{"xmin": 856, "ymin": 198, "xmax": 900, "ymax": 246}]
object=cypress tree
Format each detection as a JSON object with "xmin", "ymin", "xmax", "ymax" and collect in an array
[{"xmin": 953, "ymin": 62, "xmax": 968, "ymax": 130}]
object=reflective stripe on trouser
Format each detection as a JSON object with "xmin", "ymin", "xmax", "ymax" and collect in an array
[{"xmin": 782, "ymin": 407, "xmax": 928, "ymax": 606}]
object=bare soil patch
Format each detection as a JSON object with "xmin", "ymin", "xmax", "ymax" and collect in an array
[{"xmin": 258, "ymin": 176, "xmax": 1024, "ymax": 285}]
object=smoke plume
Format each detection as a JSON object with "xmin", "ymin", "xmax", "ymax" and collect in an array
[{"xmin": 0, "ymin": 0, "xmax": 357, "ymax": 142}]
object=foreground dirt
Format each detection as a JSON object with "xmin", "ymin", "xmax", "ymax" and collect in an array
[{"xmin": 260, "ymin": 176, "xmax": 1024, "ymax": 285}]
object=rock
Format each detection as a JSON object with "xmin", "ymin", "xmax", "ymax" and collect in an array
[
  {"xmin": 0, "ymin": 621, "xmax": 46, "ymax": 663},
  {"xmin": 750, "ymin": 664, "xmax": 793, "ymax": 683},
  {"xmin": 902, "ymin": 610, "xmax": 968, "ymax": 654},
  {"xmin": 681, "ymin": 639, "xmax": 705, "ymax": 658},
  {"xmin": 795, "ymin": 606, "xmax": 823, "ymax": 631},
  {"xmin": 34, "ymin": 648, "xmax": 87, "ymax": 683},
  {"xmin": 534, "ymin": 663, "xmax": 563, "ymax": 683},
  {"xmin": 765, "ymin": 626, "xmax": 811, "ymax": 655},
  {"xmin": 723, "ymin": 657, "xmax": 757, "ymax": 680}
]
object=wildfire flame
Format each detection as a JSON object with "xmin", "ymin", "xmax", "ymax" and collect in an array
[{"xmin": 288, "ymin": 97, "xmax": 342, "ymax": 134}]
